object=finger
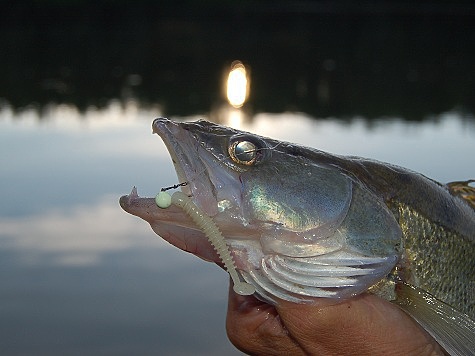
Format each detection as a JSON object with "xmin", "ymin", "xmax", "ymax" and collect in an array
[{"xmin": 225, "ymin": 279, "xmax": 304, "ymax": 355}]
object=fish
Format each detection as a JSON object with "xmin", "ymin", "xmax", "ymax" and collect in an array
[{"xmin": 119, "ymin": 118, "xmax": 475, "ymax": 355}]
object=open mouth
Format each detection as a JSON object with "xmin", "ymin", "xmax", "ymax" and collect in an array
[
  {"xmin": 119, "ymin": 118, "xmax": 223, "ymax": 263},
  {"xmin": 152, "ymin": 118, "xmax": 224, "ymax": 216},
  {"xmin": 119, "ymin": 119, "xmax": 198, "ymax": 215}
]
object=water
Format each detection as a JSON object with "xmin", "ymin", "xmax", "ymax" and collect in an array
[{"xmin": 0, "ymin": 102, "xmax": 474, "ymax": 355}]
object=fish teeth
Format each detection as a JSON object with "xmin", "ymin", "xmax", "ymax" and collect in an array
[
  {"xmin": 120, "ymin": 186, "xmax": 140, "ymax": 206},
  {"xmin": 129, "ymin": 186, "xmax": 139, "ymax": 198}
]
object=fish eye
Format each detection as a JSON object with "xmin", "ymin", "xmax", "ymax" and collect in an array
[{"xmin": 229, "ymin": 140, "xmax": 258, "ymax": 165}]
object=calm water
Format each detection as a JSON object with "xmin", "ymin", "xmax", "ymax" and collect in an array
[{"xmin": 0, "ymin": 102, "xmax": 474, "ymax": 355}]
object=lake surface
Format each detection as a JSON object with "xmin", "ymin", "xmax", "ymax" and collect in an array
[{"xmin": 0, "ymin": 102, "xmax": 474, "ymax": 355}]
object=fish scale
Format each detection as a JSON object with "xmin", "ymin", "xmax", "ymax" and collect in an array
[{"xmin": 396, "ymin": 203, "xmax": 475, "ymax": 319}]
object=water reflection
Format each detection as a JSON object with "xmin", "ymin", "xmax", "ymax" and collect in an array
[
  {"xmin": 210, "ymin": 104, "xmax": 252, "ymax": 127},
  {"xmin": 226, "ymin": 61, "xmax": 250, "ymax": 109},
  {"xmin": 0, "ymin": 195, "xmax": 160, "ymax": 266},
  {"xmin": 2, "ymin": 3, "xmax": 475, "ymax": 117},
  {"xmin": 0, "ymin": 104, "xmax": 474, "ymax": 355}
]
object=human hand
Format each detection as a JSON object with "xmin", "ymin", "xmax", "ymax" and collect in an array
[{"xmin": 226, "ymin": 281, "xmax": 443, "ymax": 356}]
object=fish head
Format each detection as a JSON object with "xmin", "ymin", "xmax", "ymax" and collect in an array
[{"xmin": 120, "ymin": 118, "xmax": 402, "ymax": 304}]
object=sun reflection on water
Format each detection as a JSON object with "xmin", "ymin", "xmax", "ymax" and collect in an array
[{"xmin": 226, "ymin": 61, "xmax": 249, "ymax": 108}]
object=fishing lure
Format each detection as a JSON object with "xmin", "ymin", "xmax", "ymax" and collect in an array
[{"xmin": 155, "ymin": 190, "xmax": 256, "ymax": 296}]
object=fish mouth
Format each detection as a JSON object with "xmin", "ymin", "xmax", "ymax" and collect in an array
[
  {"xmin": 152, "ymin": 118, "xmax": 222, "ymax": 216},
  {"xmin": 119, "ymin": 118, "xmax": 237, "ymax": 264}
]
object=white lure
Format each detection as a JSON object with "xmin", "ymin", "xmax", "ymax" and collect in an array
[{"xmin": 155, "ymin": 191, "xmax": 255, "ymax": 296}]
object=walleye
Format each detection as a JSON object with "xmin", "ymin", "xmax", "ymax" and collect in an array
[{"xmin": 120, "ymin": 118, "xmax": 475, "ymax": 355}]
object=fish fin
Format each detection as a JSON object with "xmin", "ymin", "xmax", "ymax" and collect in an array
[
  {"xmin": 393, "ymin": 282, "xmax": 475, "ymax": 356},
  {"xmin": 447, "ymin": 179, "xmax": 475, "ymax": 210}
]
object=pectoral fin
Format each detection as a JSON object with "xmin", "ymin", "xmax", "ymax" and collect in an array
[{"xmin": 394, "ymin": 282, "xmax": 475, "ymax": 356}]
